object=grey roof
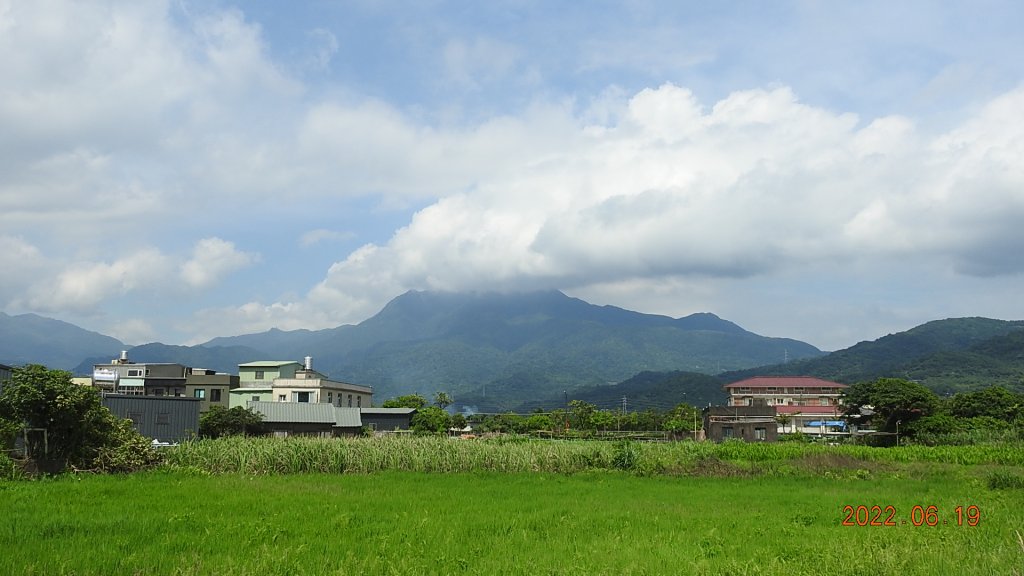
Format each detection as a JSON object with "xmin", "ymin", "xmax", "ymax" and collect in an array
[
  {"xmin": 360, "ymin": 407, "xmax": 417, "ymax": 415},
  {"xmin": 247, "ymin": 401, "xmax": 364, "ymax": 428},
  {"xmin": 335, "ymin": 407, "xmax": 363, "ymax": 428},
  {"xmin": 248, "ymin": 401, "xmax": 337, "ymax": 424},
  {"xmin": 239, "ymin": 361, "xmax": 302, "ymax": 368}
]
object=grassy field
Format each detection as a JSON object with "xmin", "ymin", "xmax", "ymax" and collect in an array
[{"xmin": 2, "ymin": 465, "xmax": 1022, "ymax": 575}]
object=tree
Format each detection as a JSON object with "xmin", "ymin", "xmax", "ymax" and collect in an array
[
  {"xmin": 410, "ymin": 406, "xmax": 450, "ymax": 434},
  {"xmin": 774, "ymin": 413, "xmax": 792, "ymax": 434},
  {"xmin": 843, "ymin": 378, "xmax": 941, "ymax": 433},
  {"xmin": 569, "ymin": 400, "xmax": 597, "ymax": 430},
  {"xmin": 382, "ymin": 394, "xmax": 428, "ymax": 409},
  {"xmin": 0, "ymin": 364, "xmax": 158, "ymax": 472},
  {"xmin": 950, "ymin": 386, "xmax": 1022, "ymax": 421},
  {"xmin": 199, "ymin": 406, "xmax": 264, "ymax": 439},
  {"xmin": 433, "ymin": 392, "xmax": 453, "ymax": 410}
]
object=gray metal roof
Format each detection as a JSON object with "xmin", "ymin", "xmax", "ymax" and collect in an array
[
  {"xmin": 248, "ymin": 401, "xmax": 337, "ymax": 424},
  {"xmin": 334, "ymin": 407, "xmax": 363, "ymax": 428},
  {"xmin": 360, "ymin": 407, "xmax": 417, "ymax": 415},
  {"xmin": 247, "ymin": 401, "xmax": 364, "ymax": 428}
]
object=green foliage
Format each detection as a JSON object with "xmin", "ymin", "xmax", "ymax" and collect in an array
[
  {"xmin": 843, "ymin": 378, "xmax": 941, "ymax": 432},
  {"xmin": 410, "ymin": 406, "xmax": 450, "ymax": 434},
  {"xmin": 611, "ymin": 440, "xmax": 639, "ymax": 470},
  {"xmin": 950, "ymin": 386, "xmax": 1023, "ymax": 420},
  {"xmin": 0, "ymin": 364, "xmax": 160, "ymax": 473},
  {"xmin": 381, "ymin": 394, "xmax": 428, "ymax": 409},
  {"xmin": 198, "ymin": 406, "xmax": 264, "ymax": 439},
  {"xmin": 986, "ymin": 470, "xmax": 1024, "ymax": 490},
  {"xmin": 0, "ymin": 452, "xmax": 23, "ymax": 480},
  {"xmin": 433, "ymin": 392, "xmax": 453, "ymax": 410}
]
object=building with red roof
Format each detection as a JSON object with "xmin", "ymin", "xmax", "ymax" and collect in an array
[{"xmin": 723, "ymin": 376, "xmax": 848, "ymax": 434}]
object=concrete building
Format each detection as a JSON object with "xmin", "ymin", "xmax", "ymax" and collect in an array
[
  {"xmin": 91, "ymin": 351, "xmax": 189, "ymax": 397},
  {"xmin": 724, "ymin": 376, "xmax": 848, "ymax": 435},
  {"xmin": 184, "ymin": 369, "xmax": 237, "ymax": 413},
  {"xmin": 236, "ymin": 357, "xmax": 372, "ymax": 409},
  {"xmin": 703, "ymin": 405, "xmax": 778, "ymax": 442}
]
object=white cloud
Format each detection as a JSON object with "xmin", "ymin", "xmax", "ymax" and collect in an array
[
  {"xmin": 181, "ymin": 238, "xmax": 259, "ymax": 289},
  {"xmin": 202, "ymin": 83, "xmax": 1024, "ymax": 338}
]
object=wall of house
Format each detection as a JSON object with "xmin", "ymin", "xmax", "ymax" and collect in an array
[
  {"xmin": 229, "ymin": 388, "xmax": 273, "ymax": 408},
  {"xmin": 238, "ymin": 363, "xmax": 302, "ymax": 385}
]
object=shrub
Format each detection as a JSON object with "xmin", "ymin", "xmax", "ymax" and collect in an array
[{"xmin": 987, "ymin": 470, "xmax": 1024, "ymax": 491}]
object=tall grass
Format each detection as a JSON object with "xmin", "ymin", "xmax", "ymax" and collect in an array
[{"xmin": 161, "ymin": 435, "xmax": 1024, "ymax": 475}]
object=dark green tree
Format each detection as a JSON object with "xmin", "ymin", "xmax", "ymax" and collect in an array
[
  {"xmin": 0, "ymin": 364, "xmax": 158, "ymax": 472},
  {"xmin": 410, "ymin": 406, "xmax": 450, "ymax": 434},
  {"xmin": 433, "ymin": 392, "xmax": 453, "ymax": 410},
  {"xmin": 382, "ymin": 394, "xmax": 428, "ymax": 409},
  {"xmin": 198, "ymin": 406, "xmax": 264, "ymax": 438},
  {"xmin": 950, "ymin": 386, "xmax": 1022, "ymax": 421},
  {"xmin": 842, "ymin": 378, "xmax": 941, "ymax": 433}
]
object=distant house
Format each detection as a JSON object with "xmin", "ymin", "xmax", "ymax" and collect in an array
[
  {"xmin": 102, "ymin": 394, "xmax": 200, "ymax": 443},
  {"xmin": 237, "ymin": 357, "xmax": 372, "ymax": 408},
  {"xmin": 184, "ymin": 369, "xmax": 237, "ymax": 413},
  {"xmin": 723, "ymin": 376, "xmax": 848, "ymax": 435},
  {"xmin": 91, "ymin": 351, "xmax": 189, "ymax": 397},
  {"xmin": 246, "ymin": 401, "xmax": 363, "ymax": 437},
  {"xmin": 703, "ymin": 405, "xmax": 777, "ymax": 442},
  {"xmin": 0, "ymin": 363, "xmax": 11, "ymax": 393},
  {"xmin": 360, "ymin": 408, "xmax": 417, "ymax": 432}
]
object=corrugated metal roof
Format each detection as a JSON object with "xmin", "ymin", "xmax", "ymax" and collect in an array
[
  {"xmin": 248, "ymin": 401, "xmax": 336, "ymax": 424},
  {"xmin": 360, "ymin": 408, "xmax": 417, "ymax": 415},
  {"xmin": 724, "ymin": 376, "xmax": 847, "ymax": 389},
  {"xmin": 335, "ymin": 407, "xmax": 362, "ymax": 428},
  {"xmin": 239, "ymin": 361, "xmax": 303, "ymax": 367}
]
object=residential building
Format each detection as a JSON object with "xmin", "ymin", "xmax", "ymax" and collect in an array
[
  {"xmin": 723, "ymin": 376, "xmax": 848, "ymax": 435},
  {"xmin": 91, "ymin": 351, "xmax": 189, "ymax": 397},
  {"xmin": 184, "ymin": 369, "xmax": 237, "ymax": 413},
  {"xmin": 237, "ymin": 357, "xmax": 372, "ymax": 408},
  {"xmin": 229, "ymin": 387, "xmax": 274, "ymax": 408},
  {"xmin": 0, "ymin": 363, "xmax": 11, "ymax": 393},
  {"xmin": 703, "ymin": 405, "xmax": 778, "ymax": 442},
  {"xmin": 102, "ymin": 394, "xmax": 200, "ymax": 443}
]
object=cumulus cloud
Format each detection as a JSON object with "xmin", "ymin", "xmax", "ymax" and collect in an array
[
  {"xmin": 203, "ymin": 83, "xmax": 1024, "ymax": 336},
  {"xmin": 181, "ymin": 238, "xmax": 259, "ymax": 289},
  {"xmin": 15, "ymin": 238, "xmax": 257, "ymax": 315}
]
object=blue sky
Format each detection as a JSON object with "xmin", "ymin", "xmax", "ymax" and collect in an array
[{"xmin": 2, "ymin": 0, "xmax": 1023, "ymax": 351}]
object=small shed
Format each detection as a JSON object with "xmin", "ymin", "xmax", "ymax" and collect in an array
[
  {"xmin": 360, "ymin": 407, "xmax": 417, "ymax": 432},
  {"xmin": 247, "ymin": 401, "xmax": 363, "ymax": 437},
  {"xmin": 102, "ymin": 394, "xmax": 200, "ymax": 443}
]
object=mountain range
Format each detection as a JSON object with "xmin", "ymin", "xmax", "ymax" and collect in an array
[{"xmin": 3, "ymin": 291, "xmax": 1022, "ymax": 411}]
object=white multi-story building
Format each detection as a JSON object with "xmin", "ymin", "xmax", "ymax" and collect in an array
[{"xmin": 231, "ymin": 357, "xmax": 372, "ymax": 409}]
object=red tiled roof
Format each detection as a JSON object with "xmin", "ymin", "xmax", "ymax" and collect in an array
[{"xmin": 723, "ymin": 376, "xmax": 847, "ymax": 389}]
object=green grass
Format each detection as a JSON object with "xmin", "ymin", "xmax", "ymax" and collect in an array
[
  {"xmin": 2, "ymin": 469, "xmax": 1022, "ymax": 575},
  {"xmin": 159, "ymin": 436, "xmax": 1024, "ymax": 475}
]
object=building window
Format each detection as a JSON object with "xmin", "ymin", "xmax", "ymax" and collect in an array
[
  {"xmin": 348, "ymin": 394, "xmax": 353, "ymax": 407},
  {"xmin": 156, "ymin": 412, "xmax": 170, "ymax": 425},
  {"xmin": 722, "ymin": 427, "xmax": 734, "ymax": 438},
  {"xmin": 754, "ymin": 427, "xmax": 766, "ymax": 440},
  {"xmin": 357, "ymin": 396, "xmax": 361, "ymax": 408},
  {"xmin": 277, "ymin": 394, "xmax": 286, "ymax": 402},
  {"xmin": 127, "ymin": 369, "xmax": 143, "ymax": 377},
  {"xmin": 255, "ymin": 370, "xmax": 265, "ymax": 380},
  {"xmin": 327, "ymin": 392, "xmax": 333, "ymax": 403},
  {"xmin": 252, "ymin": 395, "xmax": 261, "ymax": 402},
  {"xmin": 295, "ymin": 391, "xmax": 310, "ymax": 403},
  {"xmin": 194, "ymin": 389, "xmax": 205, "ymax": 399},
  {"xmin": 153, "ymin": 389, "xmax": 165, "ymax": 397},
  {"xmin": 127, "ymin": 412, "xmax": 143, "ymax": 425},
  {"xmin": 211, "ymin": 389, "xmax": 222, "ymax": 402}
]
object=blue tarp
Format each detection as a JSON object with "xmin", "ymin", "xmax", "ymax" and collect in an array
[{"xmin": 807, "ymin": 420, "xmax": 846, "ymax": 428}]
